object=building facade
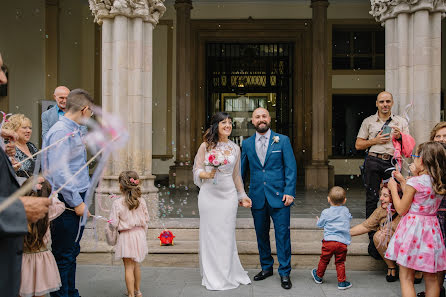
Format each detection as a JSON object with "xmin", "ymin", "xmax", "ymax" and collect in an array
[{"xmin": 1, "ymin": 0, "xmax": 445, "ymax": 196}]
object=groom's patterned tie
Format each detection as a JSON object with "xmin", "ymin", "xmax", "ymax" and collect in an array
[{"xmin": 259, "ymin": 135, "xmax": 267, "ymax": 165}]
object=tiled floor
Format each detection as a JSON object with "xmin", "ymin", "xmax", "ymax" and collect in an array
[
  {"xmin": 157, "ymin": 186, "xmax": 367, "ymax": 219},
  {"xmin": 76, "ymin": 265, "xmax": 417, "ymax": 297}
]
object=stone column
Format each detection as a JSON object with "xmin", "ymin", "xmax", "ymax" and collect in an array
[
  {"xmin": 169, "ymin": 0, "xmax": 194, "ymax": 188},
  {"xmin": 88, "ymin": 0, "xmax": 166, "ymax": 226},
  {"xmin": 370, "ymin": 0, "xmax": 446, "ymax": 143},
  {"xmin": 305, "ymin": 0, "xmax": 334, "ymax": 190}
]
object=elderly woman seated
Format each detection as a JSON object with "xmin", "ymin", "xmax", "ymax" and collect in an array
[
  {"xmin": 350, "ymin": 183, "xmax": 402, "ymax": 282},
  {"xmin": 3, "ymin": 114, "xmax": 38, "ymax": 180}
]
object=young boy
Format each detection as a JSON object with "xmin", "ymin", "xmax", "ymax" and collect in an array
[{"xmin": 311, "ymin": 186, "xmax": 352, "ymax": 290}]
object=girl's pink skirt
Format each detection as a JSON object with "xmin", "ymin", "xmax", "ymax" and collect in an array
[
  {"xmin": 20, "ymin": 249, "xmax": 61, "ymax": 297},
  {"xmin": 114, "ymin": 226, "xmax": 148, "ymax": 263}
]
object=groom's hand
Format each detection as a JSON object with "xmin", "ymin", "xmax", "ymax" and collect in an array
[{"xmin": 282, "ymin": 194, "xmax": 294, "ymax": 206}]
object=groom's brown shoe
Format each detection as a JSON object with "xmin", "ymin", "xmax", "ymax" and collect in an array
[
  {"xmin": 281, "ymin": 275, "xmax": 292, "ymax": 289},
  {"xmin": 253, "ymin": 270, "xmax": 273, "ymax": 281}
]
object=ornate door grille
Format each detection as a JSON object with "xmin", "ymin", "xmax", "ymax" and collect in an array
[{"xmin": 206, "ymin": 43, "xmax": 294, "ymax": 138}]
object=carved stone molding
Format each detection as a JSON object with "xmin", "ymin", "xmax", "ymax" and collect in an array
[
  {"xmin": 370, "ymin": 0, "xmax": 446, "ymax": 23},
  {"xmin": 88, "ymin": 0, "xmax": 166, "ymax": 25},
  {"xmin": 147, "ymin": 0, "xmax": 167, "ymax": 25}
]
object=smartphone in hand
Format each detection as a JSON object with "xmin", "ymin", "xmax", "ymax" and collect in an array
[{"xmin": 382, "ymin": 125, "xmax": 392, "ymax": 135}]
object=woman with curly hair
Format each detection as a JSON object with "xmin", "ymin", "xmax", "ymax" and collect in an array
[
  {"xmin": 350, "ymin": 183, "xmax": 402, "ymax": 282},
  {"xmin": 3, "ymin": 114, "xmax": 38, "ymax": 179}
]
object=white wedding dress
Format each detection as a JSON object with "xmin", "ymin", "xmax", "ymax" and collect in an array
[{"xmin": 193, "ymin": 141, "xmax": 251, "ymax": 290}]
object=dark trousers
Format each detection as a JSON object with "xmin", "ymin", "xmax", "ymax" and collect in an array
[
  {"xmin": 50, "ymin": 193, "xmax": 85, "ymax": 297},
  {"xmin": 316, "ymin": 240, "xmax": 348, "ymax": 283},
  {"xmin": 0, "ymin": 237, "xmax": 23, "ymax": 297},
  {"xmin": 363, "ymin": 155, "xmax": 392, "ymax": 258},
  {"xmin": 251, "ymin": 200, "xmax": 291, "ymax": 276},
  {"xmin": 364, "ymin": 155, "xmax": 392, "ymax": 219}
]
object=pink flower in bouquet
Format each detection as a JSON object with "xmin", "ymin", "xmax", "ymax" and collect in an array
[
  {"xmin": 208, "ymin": 154, "xmax": 215, "ymax": 163},
  {"xmin": 212, "ymin": 159, "xmax": 220, "ymax": 166},
  {"xmin": 223, "ymin": 159, "xmax": 228, "ymax": 165}
]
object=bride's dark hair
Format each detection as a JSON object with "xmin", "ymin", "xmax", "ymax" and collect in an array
[{"xmin": 203, "ymin": 112, "xmax": 232, "ymax": 150}]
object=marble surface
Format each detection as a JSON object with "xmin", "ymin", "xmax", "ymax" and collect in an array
[
  {"xmin": 156, "ymin": 185, "xmax": 367, "ymax": 219},
  {"xmin": 76, "ymin": 265, "xmax": 420, "ymax": 297}
]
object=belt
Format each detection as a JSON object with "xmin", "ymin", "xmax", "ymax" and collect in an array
[
  {"xmin": 23, "ymin": 247, "xmax": 49, "ymax": 254},
  {"xmin": 368, "ymin": 152, "xmax": 392, "ymax": 161},
  {"xmin": 407, "ymin": 212, "xmax": 437, "ymax": 217},
  {"xmin": 119, "ymin": 226, "xmax": 145, "ymax": 234}
]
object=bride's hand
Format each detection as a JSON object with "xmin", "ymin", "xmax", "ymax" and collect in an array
[
  {"xmin": 200, "ymin": 168, "xmax": 217, "ymax": 179},
  {"xmin": 239, "ymin": 197, "xmax": 252, "ymax": 208}
]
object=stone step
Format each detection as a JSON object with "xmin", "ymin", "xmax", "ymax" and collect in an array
[
  {"xmin": 145, "ymin": 217, "xmax": 366, "ymax": 230},
  {"xmin": 78, "ymin": 239, "xmax": 384, "ymax": 271},
  {"xmin": 80, "ymin": 239, "xmax": 368, "ymax": 255},
  {"xmin": 146, "ymin": 228, "xmax": 369, "ymax": 243},
  {"xmin": 79, "ymin": 218, "xmax": 382, "ymax": 270},
  {"xmin": 146, "ymin": 240, "xmax": 368, "ymax": 255},
  {"xmin": 84, "ymin": 225, "xmax": 369, "ymax": 244}
]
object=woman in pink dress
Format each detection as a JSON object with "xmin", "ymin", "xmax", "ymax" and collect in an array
[
  {"xmin": 109, "ymin": 171, "xmax": 149, "ymax": 297},
  {"xmin": 386, "ymin": 142, "xmax": 446, "ymax": 297},
  {"xmin": 19, "ymin": 179, "xmax": 65, "ymax": 297}
]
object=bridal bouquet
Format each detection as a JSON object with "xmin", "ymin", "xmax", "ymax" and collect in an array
[
  {"xmin": 205, "ymin": 150, "xmax": 229, "ymax": 184},
  {"xmin": 205, "ymin": 150, "xmax": 229, "ymax": 167}
]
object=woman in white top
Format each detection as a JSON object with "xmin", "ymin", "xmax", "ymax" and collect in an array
[{"xmin": 193, "ymin": 112, "xmax": 252, "ymax": 290}]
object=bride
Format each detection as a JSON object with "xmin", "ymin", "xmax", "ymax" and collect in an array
[{"xmin": 193, "ymin": 112, "xmax": 252, "ymax": 290}]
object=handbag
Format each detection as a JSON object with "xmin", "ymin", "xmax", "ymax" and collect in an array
[{"xmin": 105, "ymin": 224, "xmax": 118, "ymax": 246}]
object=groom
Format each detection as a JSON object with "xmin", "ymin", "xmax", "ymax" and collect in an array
[{"xmin": 241, "ymin": 108, "xmax": 297, "ymax": 290}]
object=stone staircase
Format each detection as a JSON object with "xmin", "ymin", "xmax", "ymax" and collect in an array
[{"xmin": 78, "ymin": 218, "xmax": 386, "ymax": 271}]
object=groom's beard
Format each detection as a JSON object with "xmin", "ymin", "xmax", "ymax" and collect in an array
[{"xmin": 254, "ymin": 122, "xmax": 270, "ymax": 133}]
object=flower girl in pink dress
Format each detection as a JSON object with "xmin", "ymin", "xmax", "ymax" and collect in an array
[
  {"xmin": 386, "ymin": 142, "xmax": 446, "ymax": 297},
  {"xmin": 19, "ymin": 179, "xmax": 65, "ymax": 297},
  {"xmin": 109, "ymin": 171, "xmax": 149, "ymax": 297}
]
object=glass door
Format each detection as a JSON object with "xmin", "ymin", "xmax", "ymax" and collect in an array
[
  {"xmin": 206, "ymin": 43, "xmax": 293, "ymax": 146},
  {"xmin": 210, "ymin": 92, "xmax": 277, "ymax": 146}
]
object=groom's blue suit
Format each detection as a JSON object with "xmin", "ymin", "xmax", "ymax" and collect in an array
[{"xmin": 241, "ymin": 130, "xmax": 297, "ymax": 276}]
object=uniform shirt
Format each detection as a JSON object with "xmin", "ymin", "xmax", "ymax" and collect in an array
[
  {"xmin": 317, "ymin": 205, "xmax": 352, "ymax": 245},
  {"xmin": 357, "ymin": 112, "xmax": 409, "ymax": 155}
]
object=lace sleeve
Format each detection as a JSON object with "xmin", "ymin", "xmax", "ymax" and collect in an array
[
  {"xmin": 193, "ymin": 142, "xmax": 207, "ymax": 188},
  {"xmin": 109, "ymin": 200, "xmax": 119, "ymax": 228},
  {"xmin": 232, "ymin": 144, "xmax": 247, "ymax": 200}
]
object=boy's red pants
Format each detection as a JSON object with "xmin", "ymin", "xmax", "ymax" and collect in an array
[{"xmin": 316, "ymin": 240, "xmax": 348, "ymax": 282}]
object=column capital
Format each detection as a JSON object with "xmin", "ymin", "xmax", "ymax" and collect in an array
[
  {"xmin": 174, "ymin": 0, "xmax": 193, "ymax": 10},
  {"xmin": 88, "ymin": 0, "xmax": 166, "ymax": 25},
  {"xmin": 310, "ymin": 0, "xmax": 329, "ymax": 8},
  {"xmin": 370, "ymin": 0, "xmax": 446, "ymax": 23}
]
